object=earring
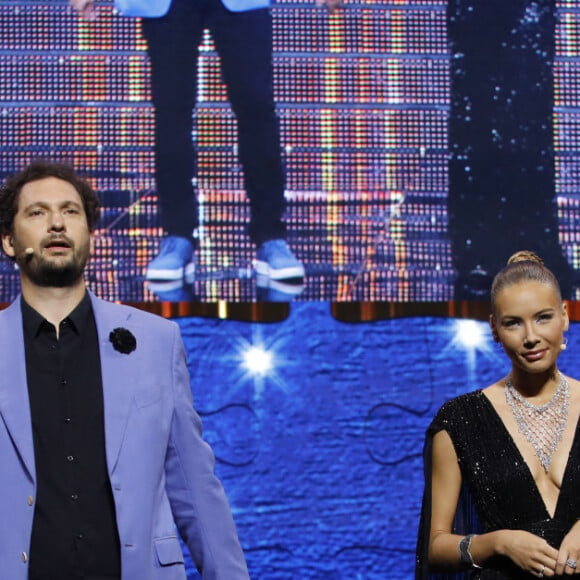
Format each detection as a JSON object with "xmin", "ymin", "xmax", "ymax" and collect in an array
[{"xmin": 561, "ymin": 336, "xmax": 569, "ymax": 351}]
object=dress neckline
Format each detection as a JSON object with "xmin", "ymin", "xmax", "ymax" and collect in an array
[{"xmin": 478, "ymin": 389, "xmax": 580, "ymax": 520}]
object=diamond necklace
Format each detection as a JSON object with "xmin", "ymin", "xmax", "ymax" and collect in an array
[{"xmin": 504, "ymin": 372, "xmax": 569, "ymax": 472}]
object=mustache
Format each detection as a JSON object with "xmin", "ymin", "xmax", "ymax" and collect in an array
[{"xmin": 41, "ymin": 235, "xmax": 74, "ymax": 250}]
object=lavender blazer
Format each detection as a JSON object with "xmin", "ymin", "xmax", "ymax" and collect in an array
[{"xmin": 0, "ymin": 292, "xmax": 249, "ymax": 580}]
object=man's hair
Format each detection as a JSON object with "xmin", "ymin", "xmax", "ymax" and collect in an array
[{"xmin": 0, "ymin": 160, "xmax": 101, "ymax": 235}]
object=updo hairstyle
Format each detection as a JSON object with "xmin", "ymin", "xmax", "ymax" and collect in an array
[{"xmin": 490, "ymin": 250, "xmax": 562, "ymax": 310}]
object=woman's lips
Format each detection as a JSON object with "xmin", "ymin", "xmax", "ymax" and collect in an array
[{"xmin": 521, "ymin": 349, "xmax": 547, "ymax": 362}]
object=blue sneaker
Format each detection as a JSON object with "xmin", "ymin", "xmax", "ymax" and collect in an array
[
  {"xmin": 146, "ymin": 236, "xmax": 195, "ymax": 289},
  {"xmin": 254, "ymin": 239, "xmax": 305, "ymax": 281}
]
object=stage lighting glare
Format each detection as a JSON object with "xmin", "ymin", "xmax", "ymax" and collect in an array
[
  {"xmin": 455, "ymin": 320, "xmax": 487, "ymax": 349},
  {"xmin": 243, "ymin": 346, "xmax": 274, "ymax": 377}
]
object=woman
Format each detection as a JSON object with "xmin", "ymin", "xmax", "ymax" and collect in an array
[{"xmin": 416, "ymin": 251, "xmax": 580, "ymax": 578}]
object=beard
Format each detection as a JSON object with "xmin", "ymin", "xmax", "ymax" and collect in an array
[{"xmin": 16, "ymin": 241, "xmax": 91, "ymax": 288}]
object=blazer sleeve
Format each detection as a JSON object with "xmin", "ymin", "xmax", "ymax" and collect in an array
[{"xmin": 163, "ymin": 323, "xmax": 250, "ymax": 580}]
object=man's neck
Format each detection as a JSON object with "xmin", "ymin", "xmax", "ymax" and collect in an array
[{"xmin": 20, "ymin": 279, "xmax": 87, "ymax": 328}]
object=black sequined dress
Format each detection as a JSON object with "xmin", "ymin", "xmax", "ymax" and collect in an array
[{"xmin": 415, "ymin": 391, "xmax": 580, "ymax": 579}]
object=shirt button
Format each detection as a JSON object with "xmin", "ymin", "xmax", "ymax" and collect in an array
[
  {"xmin": 64, "ymin": 417, "xmax": 71, "ymax": 424},
  {"xmin": 61, "ymin": 379, "xmax": 67, "ymax": 386},
  {"xmin": 21, "ymin": 552, "xmax": 28, "ymax": 563},
  {"xmin": 27, "ymin": 496, "xmax": 34, "ymax": 506},
  {"xmin": 70, "ymin": 493, "xmax": 79, "ymax": 501},
  {"xmin": 66, "ymin": 455, "xmax": 74, "ymax": 462},
  {"xmin": 76, "ymin": 533, "xmax": 84, "ymax": 540}
]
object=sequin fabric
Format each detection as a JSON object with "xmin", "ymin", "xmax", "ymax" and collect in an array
[{"xmin": 416, "ymin": 391, "xmax": 580, "ymax": 579}]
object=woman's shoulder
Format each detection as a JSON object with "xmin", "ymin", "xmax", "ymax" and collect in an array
[
  {"xmin": 429, "ymin": 389, "xmax": 489, "ymax": 435},
  {"xmin": 437, "ymin": 388, "xmax": 485, "ymax": 414}
]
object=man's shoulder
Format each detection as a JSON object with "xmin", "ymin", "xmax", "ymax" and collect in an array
[
  {"xmin": 0, "ymin": 298, "xmax": 21, "ymax": 320},
  {"xmin": 90, "ymin": 295, "xmax": 178, "ymax": 331}
]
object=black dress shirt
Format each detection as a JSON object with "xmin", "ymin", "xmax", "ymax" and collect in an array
[{"xmin": 22, "ymin": 293, "xmax": 121, "ymax": 580}]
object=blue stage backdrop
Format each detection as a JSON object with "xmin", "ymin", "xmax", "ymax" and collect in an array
[{"xmin": 173, "ymin": 303, "xmax": 580, "ymax": 579}]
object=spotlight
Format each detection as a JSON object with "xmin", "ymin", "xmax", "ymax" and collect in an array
[
  {"xmin": 455, "ymin": 319, "xmax": 487, "ymax": 349},
  {"xmin": 242, "ymin": 346, "xmax": 274, "ymax": 377}
]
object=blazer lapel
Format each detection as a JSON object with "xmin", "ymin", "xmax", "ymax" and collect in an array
[
  {"xmin": 90, "ymin": 293, "xmax": 136, "ymax": 475},
  {"xmin": 0, "ymin": 300, "xmax": 36, "ymax": 480}
]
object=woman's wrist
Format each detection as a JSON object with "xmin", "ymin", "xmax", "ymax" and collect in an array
[{"xmin": 487, "ymin": 529, "xmax": 511, "ymax": 558}]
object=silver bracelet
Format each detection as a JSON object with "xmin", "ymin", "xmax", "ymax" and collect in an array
[{"xmin": 458, "ymin": 534, "xmax": 483, "ymax": 569}]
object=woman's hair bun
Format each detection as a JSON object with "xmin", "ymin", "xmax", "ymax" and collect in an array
[{"xmin": 507, "ymin": 250, "xmax": 544, "ymax": 266}]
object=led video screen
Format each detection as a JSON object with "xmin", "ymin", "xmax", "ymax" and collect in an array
[{"xmin": 0, "ymin": 1, "xmax": 578, "ymax": 302}]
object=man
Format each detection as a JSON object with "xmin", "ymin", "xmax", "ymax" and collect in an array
[
  {"xmin": 70, "ymin": 0, "xmax": 341, "ymax": 292},
  {"xmin": 0, "ymin": 160, "xmax": 250, "ymax": 579}
]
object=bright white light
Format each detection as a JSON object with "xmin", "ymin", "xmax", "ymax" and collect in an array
[
  {"xmin": 242, "ymin": 346, "xmax": 274, "ymax": 377},
  {"xmin": 455, "ymin": 320, "xmax": 487, "ymax": 349}
]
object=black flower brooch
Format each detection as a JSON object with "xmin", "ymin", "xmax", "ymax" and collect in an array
[{"xmin": 109, "ymin": 327, "xmax": 137, "ymax": 355}]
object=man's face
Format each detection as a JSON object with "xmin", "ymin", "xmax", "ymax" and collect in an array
[{"xmin": 1, "ymin": 176, "xmax": 94, "ymax": 288}]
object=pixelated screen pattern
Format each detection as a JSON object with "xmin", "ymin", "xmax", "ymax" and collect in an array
[
  {"xmin": 0, "ymin": 0, "xmax": 452, "ymax": 302},
  {"xmin": 1, "ymin": 1, "xmax": 579, "ymax": 301},
  {"xmin": 556, "ymin": 1, "xmax": 580, "ymax": 284}
]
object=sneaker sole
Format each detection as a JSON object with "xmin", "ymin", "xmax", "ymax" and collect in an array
[
  {"xmin": 147, "ymin": 279, "xmax": 186, "ymax": 292},
  {"xmin": 253, "ymin": 260, "xmax": 305, "ymax": 280},
  {"xmin": 256, "ymin": 275, "xmax": 305, "ymax": 295},
  {"xmin": 146, "ymin": 262, "xmax": 195, "ymax": 284}
]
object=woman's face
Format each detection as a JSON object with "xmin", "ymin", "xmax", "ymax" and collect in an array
[{"xmin": 490, "ymin": 281, "xmax": 569, "ymax": 376}]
